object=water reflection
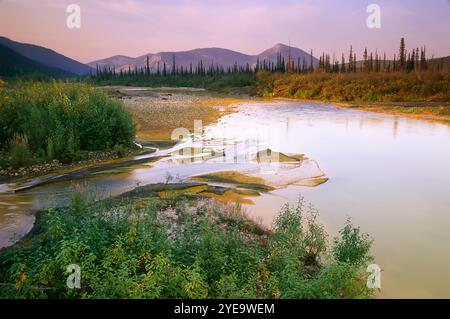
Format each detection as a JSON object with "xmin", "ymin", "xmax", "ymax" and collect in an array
[{"xmin": 1, "ymin": 101, "xmax": 450, "ymax": 298}]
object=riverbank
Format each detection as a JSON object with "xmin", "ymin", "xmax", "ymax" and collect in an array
[
  {"xmin": 257, "ymin": 70, "xmax": 450, "ymax": 123},
  {"xmin": 0, "ymin": 147, "xmax": 152, "ymax": 184},
  {"xmin": 5, "ymin": 84, "xmax": 445, "ymax": 189},
  {"xmin": 0, "ymin": 86, "xmax": 250, "ymax": 184},
  {"xmin": 337, "ymin": 101, "xmax": 450, "ymax": 124},
  {"xmin": 107, "ymin": 86, "xmax": 255, "ymax": 143},
  {"xmin": 0, "ymin": 82, "xmax": 137, "ymax": 183},
  {"xmin": 0, "ymin": 183, "xmax": 374, "ymax": 299},
  {"xmin": 271, "ymin": 96, "xmax": 450, "ymax": 124}
]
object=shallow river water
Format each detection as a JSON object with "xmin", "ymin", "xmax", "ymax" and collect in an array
[{"xmin": 1, "ymin": 100, "xmax": 450, "ymax": 298}]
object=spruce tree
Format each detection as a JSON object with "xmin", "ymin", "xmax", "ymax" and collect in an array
[
  {"xmin": 420, "ymin": 47, "xmax": 427, "ymax": 71},
  {"xmin": 415, "ymin": 48, "xmax": 419, "ymax": 71},
  {"xmin": 363, "ymin": 48, "xmax": 368, "ymax": 72},
  {"xmin": 369, "ymin": 52, "xmax": 373, "ymax": 72},
  {"xmin": 399, "ymin": 37, "xmax": 406, "ymax": 70},
  {"xmin": 349, "ymin": 46, "xmax": 354, "ymax": 72},
  {"xmin": 172, "ymin": 55, "xmax": 176, "ymax": 75},
  {"xmin": 341, "ymin": 53, "xmax": 346, "ymax": 73}
]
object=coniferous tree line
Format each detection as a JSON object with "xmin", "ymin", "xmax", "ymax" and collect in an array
[
  {"xmin": 93, "ymin": 50, "xmax": 317, "ymax": 81},
  {"xmin": 92, "ymin": 38, "xmax": 446, "ymax": 81},
  {"xmin": 316, "ymin": 38, "xmax": 439, "ymax": 73}
]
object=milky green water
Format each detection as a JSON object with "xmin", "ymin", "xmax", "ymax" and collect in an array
[{"xmin": 1, "ymin": 100, "xmax": 449, "ymax": 298}]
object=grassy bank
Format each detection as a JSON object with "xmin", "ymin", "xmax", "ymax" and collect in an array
[
  {"xmin": 87, "ymin": 73, "xmax": 257, "ymax": 95},
  {"xmin": 339, "ymin": 101, "xmax": 450, "ymax": 123},
  {"xmin": 257, "ymin": 70, "xmax": 450, "ymax": 102},
  {"xmin": 0, "ymin": 81, "xmax": 136, "ymax": 171},
  {"xmin": 92, "ymin": 70, "xmax": 450, "ymax": 122},
  {"xmin": 0, "ymin": 186, "xmax": 374, "ymax": 299},
  {"xmin": 256, "ymin": 70, "xmax": 450, "ymax": 121}
]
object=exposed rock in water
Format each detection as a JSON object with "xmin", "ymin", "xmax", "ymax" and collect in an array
[{"xmin": 255, "ymin": 149, "xmax": 306, "ymax": 163}]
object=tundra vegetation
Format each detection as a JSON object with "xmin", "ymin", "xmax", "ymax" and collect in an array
[
  {"xmin": 0, "ymin": 37, "xmax": 446, "ymax": 299},
  {"xmin": 256, "ymin": 70, "xmax": 450, "ymax": 103},
  {"xmin": 87, "ymin": 38, "xmax": 450, "ymax": 119},
  {"xmin": 0, "ymin": 189, "xmax": 374, "ymax": 299},
  {"xmin": 0, "ymin": 81, "xmax": 136, "ymax": 170}
]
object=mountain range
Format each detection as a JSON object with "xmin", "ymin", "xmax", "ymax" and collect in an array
[
  {"xmin": 88, "ymin": 43, "xmax": 318, "ymax": 72},
  {"xmin": 0, "ymin": 36, "xmax": 320, "ymax": 77},
  {"xmin": 2, "ymin": 36, "xmax": 448, "ymax": 78}
]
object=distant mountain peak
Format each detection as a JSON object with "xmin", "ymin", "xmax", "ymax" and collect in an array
[
  {"xmin": 273, "ymin": 43, "xmax": 289, "ymax": 48},
  {"xmin": 111, "ymin": 54, "xmax": 134, "ymax": 59}
]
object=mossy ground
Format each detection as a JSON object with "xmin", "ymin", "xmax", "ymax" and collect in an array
[
  {"xmin": 190, "ymin": 171, "xmax": 275, "ymax": 191},
  {"xmin": 120, "ymin": 182, "xmax": 261, "ymax": 205}
]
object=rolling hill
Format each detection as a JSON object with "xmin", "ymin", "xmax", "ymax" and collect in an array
[
  {"xmin": 0, "ymin": 36, "xmax": 93, "ymax": 76},
  {"xmin": 0, "ymin": 44, "xmax": 74, "ymax": 77}
]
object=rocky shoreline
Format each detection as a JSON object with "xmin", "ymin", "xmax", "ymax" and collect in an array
[{"xmin": 0, "ymin": 147, "xmax": 147, "ymax": 183}]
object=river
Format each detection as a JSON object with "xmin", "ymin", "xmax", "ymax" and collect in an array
[{"xmin": 1, "ymin": 98, "xmax": 450, "ymax": 298}]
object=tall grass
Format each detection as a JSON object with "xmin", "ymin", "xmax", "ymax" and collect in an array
[{"xmin": 0, "ymin": 81, "xmax": 136, "ymax": 165}]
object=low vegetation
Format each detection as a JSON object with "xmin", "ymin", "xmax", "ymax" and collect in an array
[
  {"xmin": 87, "ymin": 73, "xmax": 257, "ymax": 95},
  {"xmin": 190, "ymin": 171, "xmax": 275, "ymax": 191},
  {"xmin": 118, "ymin": 182, "xmax": 261, "ymax": 205},
  {"xmin": 341, "ymin": 102, "xmax": 450, "ymax": 122},
  {"xmin": 257, "ymin": 70, "xmax": 450, "ymax": 102},
  {"xmin": 0, "ymin": 188, "xmax": 374, "ymax": 299},
  {"xmin": 0, "ymin": 81, "xmax": 136, "ymax": 169}
]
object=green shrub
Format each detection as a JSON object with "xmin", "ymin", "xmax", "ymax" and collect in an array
[
  {"xmin": 46, "ymin": 137, "xmax": 55, "ymax": 160},
  {"xmin": 0, "ymin": 156, "xmax": 9, "ymax": 169},
  {"xmin": 114, "ymin": 144, "xmax": 127, "ymax": 158},
  {"xmin": 0, "ymin": 81, "xmax": 136, "ymax": 160},
  {"xmin": 333, "ymin": 218, "xmax": 373, "ymax": 266},
  {"xmin": 10, "ymin": 134, "xmax": 32, "ymax": 169},
  {"xmin": 0, "ymin": 194, "xmax": 374, "ymax": 299}
]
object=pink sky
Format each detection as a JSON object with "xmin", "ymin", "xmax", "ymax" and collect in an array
[{"xmin": 1, "ymin": 0, "xmax": 449, "ymax": 63}]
